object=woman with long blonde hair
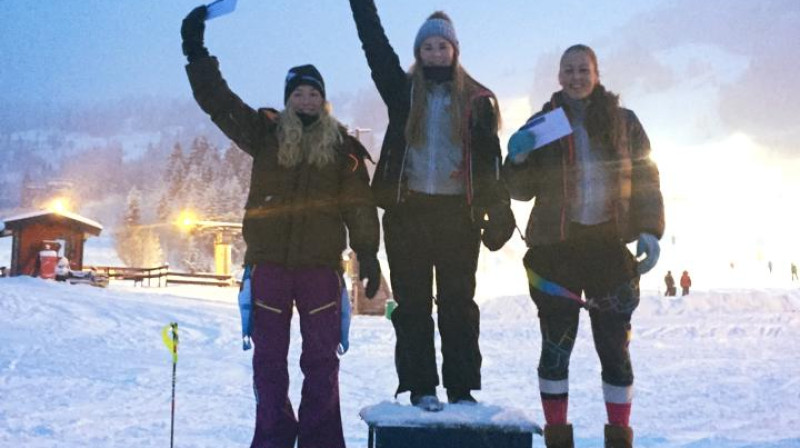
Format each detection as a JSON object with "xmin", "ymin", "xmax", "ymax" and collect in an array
[
  {"xmin": 348, "ymin": 0, "xmax": 516, "ymax": 411},
  {"xmin": 181, "ymin": 6, "xmax": 382, "ymax": 447}
]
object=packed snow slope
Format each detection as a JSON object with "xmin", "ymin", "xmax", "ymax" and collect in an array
[{"xmin": 1, "ymin": 276, "xmax": 798, "ymax": 447}]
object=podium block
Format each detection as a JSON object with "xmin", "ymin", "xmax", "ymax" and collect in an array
[{"xmin": 360, "ymin": 401, "xmax": 542, "ymax": 448}]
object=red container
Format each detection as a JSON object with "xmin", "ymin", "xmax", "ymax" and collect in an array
[{"xmin": 38, "ymin": 249, "xmax": 59, "ymax": 279}]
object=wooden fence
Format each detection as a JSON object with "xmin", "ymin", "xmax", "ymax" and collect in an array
[{"xmin": 86, "ymin": 265, "xmax": 237, "ymax": 288}]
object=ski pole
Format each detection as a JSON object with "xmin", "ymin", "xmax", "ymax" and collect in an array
[{"xmin": 162, "ymin": 322, "xmax": 179, "ymax": 448}]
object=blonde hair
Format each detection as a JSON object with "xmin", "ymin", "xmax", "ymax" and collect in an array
[
  {"xmin": 404, "ymin": 59, "xmax": 501, "ymax": 148},
  {"xmin": 277, "ymin": 103, "xmax": 343, "ymax": 168}
]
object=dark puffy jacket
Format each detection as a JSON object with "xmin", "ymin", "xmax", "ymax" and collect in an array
[
  {"xmin": 503, "ymin": 91, "xmax": 664, "ymax": 246},
  {"xmin": 348, "ymin": 0, "xmax": 510, "ymax": 216},
  {"xmin": 186, "ymin": 57, "xmax": 380, "ymax": 270}
]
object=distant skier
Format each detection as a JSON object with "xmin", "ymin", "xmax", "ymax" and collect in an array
[
  {"xmin": 181, "ymin": 5, "xmax": 381, "ymax": 448},
  {"xmin": 792, "ymin": 263, "xmax": 798, "ymax": 281},
  {"xmin": 664, "ymin": 271, "xmax": 676, "ymax": 296},
  {"xmin": 680, "ymin": 270, "xmax": 692, "ymax": 296}
]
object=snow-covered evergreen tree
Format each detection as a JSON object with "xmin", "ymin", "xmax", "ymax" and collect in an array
[
  {"xmin": 115, "ymin": 187, "xmax": 163, "ymax": 267},
  {"xmin": 157, "ymin": 142, "xmax": 185, "ymax": 222}
]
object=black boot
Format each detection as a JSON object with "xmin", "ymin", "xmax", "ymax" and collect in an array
[
  {"xmin": 543, "ymin": 423, "xmax": 574, "ymax": 448},
  {"xmin": 446, "ymin": 388, "xmax": 477, "ymax": 404},
  {"xmin": 604, "ymin": 424, "xmax": 633, "ymax": 448}
]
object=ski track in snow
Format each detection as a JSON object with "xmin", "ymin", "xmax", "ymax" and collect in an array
[{"xmin": 1, "ymin": 276, "xmax": 799, "ymax": 447}]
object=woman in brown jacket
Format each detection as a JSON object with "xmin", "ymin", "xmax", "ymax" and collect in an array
[
  {"xmin": 503, "ymin": 44, "xmax": 664, "ymax": 448},
  {"xmin": 181, "ymin": 6, "xmax": 381, "ymax": 448}
]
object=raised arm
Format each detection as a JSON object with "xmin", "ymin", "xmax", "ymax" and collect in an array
[
  {"xmin": 181, "ymin": 6, "xmax": 273, "ymax": 156},
  {"xmin": 347, "ymin": 0, "xmax": 409, "ymax": 111}
]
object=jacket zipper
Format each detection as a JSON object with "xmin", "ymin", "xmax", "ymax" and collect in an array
[{"xmin": 395, "ymin": 82, "xmax": 416, "ymax": 205}]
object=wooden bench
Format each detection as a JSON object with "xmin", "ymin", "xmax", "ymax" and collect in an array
[{"xmin": 360, "ymin": 401, "xmax": 541, "ymax": 448}]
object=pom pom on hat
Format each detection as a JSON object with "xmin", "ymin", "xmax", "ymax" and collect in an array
[{"xmin": 413, "ymin": 11, "xmax": 459, "ymax": 57}]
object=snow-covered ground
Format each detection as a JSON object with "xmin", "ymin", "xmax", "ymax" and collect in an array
[{"xmin": 0, "ymin": 275, "xmax": 798, "ymax": 447}]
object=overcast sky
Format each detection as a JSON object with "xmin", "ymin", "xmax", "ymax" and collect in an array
[
  {"xmin": 2, "ymin": 0, "xmax": 799, "ymax": 266},
  {"xmin": 3, "ymin": 0, "xmax": 797, "ymax": 156}
]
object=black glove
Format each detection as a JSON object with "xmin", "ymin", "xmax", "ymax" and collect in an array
[
  {"xmin": 480, "ymin": 203, "xmax": 516, "ymax": 251},
  {"xmin": 358, "ymin": 253, "xmax": 382, "ymax": 299},
  {"xmin": 181, "ymin": 6, "xmax": 209, "ymax": 62}
]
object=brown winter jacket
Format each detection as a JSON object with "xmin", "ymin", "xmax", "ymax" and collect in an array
[
  {"xmin": 503, "ymin": 91, "xmax": 665, "ymax": 246},
  {"xmin": 186, "ymin": 57, "xmax": 380, "ymax": 270}
]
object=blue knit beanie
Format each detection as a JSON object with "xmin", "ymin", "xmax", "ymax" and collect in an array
[{"xmin": 413, "ymin": 11, "xmax": 459, "ymax": 57}]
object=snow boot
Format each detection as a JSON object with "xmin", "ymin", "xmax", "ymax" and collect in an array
[
  {"xmin": 411, "ymin": 390, "xmax": 444, "ymax": 412},
  {"xmin": 543, "ymin": 423, "xmax": 574, "ymax": 448},
  {"xmin": 604, "ymin": 424, "xmax": 633, "ymax": 448}
]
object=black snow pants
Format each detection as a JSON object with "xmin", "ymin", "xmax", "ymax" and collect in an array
[
  {"xmin": 524, "ymin": 221, "xmax": 640, "ymax": 388},
  {"xmin": 383, "ymin": 192, "xmax": 482, "ymax": 396}
]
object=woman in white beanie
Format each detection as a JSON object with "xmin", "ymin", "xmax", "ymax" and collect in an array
[{"xmin": 348, "ymin": 0, "xmax": 515, "ymax": 411}]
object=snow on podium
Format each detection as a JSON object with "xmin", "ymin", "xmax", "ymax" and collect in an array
[{"xmin": 360, "ymin": 401, "xmax": 542, "ymax": 447}]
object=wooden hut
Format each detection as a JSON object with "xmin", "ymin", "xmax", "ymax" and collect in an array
[{"xmin": 1, "ymin": 210, "xmax": 103, "ymax": 277}]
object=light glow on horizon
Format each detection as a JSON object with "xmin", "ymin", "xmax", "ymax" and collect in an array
[{"xmin": 650, "ymin": 132, "xmax": 800, "ymax": 286}]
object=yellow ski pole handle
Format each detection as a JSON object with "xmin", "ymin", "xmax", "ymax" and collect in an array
[{"xmin": 162, "ymin": 322, "xmax": 179, "ymax": 364}]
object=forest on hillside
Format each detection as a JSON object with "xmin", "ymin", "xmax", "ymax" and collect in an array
[{"xmin": 0, "ymin": 92, "xmax": 386, "ymax": 272}]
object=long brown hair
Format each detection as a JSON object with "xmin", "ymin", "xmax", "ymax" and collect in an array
[
  {"xmin": 561, "ymin": 44, "xmax": 623, "ymax": 153},
  {"xmin": 405, "ymin": 60, "xmax": 501, "ymax": 147}
]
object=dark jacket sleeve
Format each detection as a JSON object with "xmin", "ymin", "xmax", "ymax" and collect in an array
[
  {"xmin": 470, "ymin": 95, "xmax": 507, "ymax": 209},
  {"xmin": 339, "ymin": 135, "xmax": 381, "ymax": 257},
  {"xmin": 348, "ymin": 0, "xmax": 409, "ymax": 112},
  {"xmin": 626, "ymin": 110, "xmax": 665, "ymax": 239},
  {"xmin": 185, "ymin": 57, "xmax": 275, "ymax": 156}
]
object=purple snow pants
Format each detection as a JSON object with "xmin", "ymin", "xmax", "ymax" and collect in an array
[{"xmin": 249, "ymin": 263, "xmax": 344, "ymax": 448}]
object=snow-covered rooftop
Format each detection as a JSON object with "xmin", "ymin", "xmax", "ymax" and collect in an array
[{"xmin": 1, "ymin": 209, "xmax": 103, "ymax": 231}]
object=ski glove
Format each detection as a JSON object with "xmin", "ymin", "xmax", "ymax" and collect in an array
[
  {"xmin": 507, "ymin": 129, "xmax": 537, "ymax": 164},
  {"xmin": 481, "ymin": 202, "xmax": 516, "ymax": 251},
  {"xmin": 358, "ymin": 252, "xmax": 381, "ymax": 299},
  {"xmin": 237, "ymin": 265, "xmax": 253, "ymax": 351},
  {"xmin": 181, "ymin": 5, "xmax": 210, "ymax": 62},
  {"xmin": 338, "ymin": 284, "xmax": 351, "ymax": 355},
  {"xmin": 635, "ymin": 233, "xmax": 660, "ymax": 275}
]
